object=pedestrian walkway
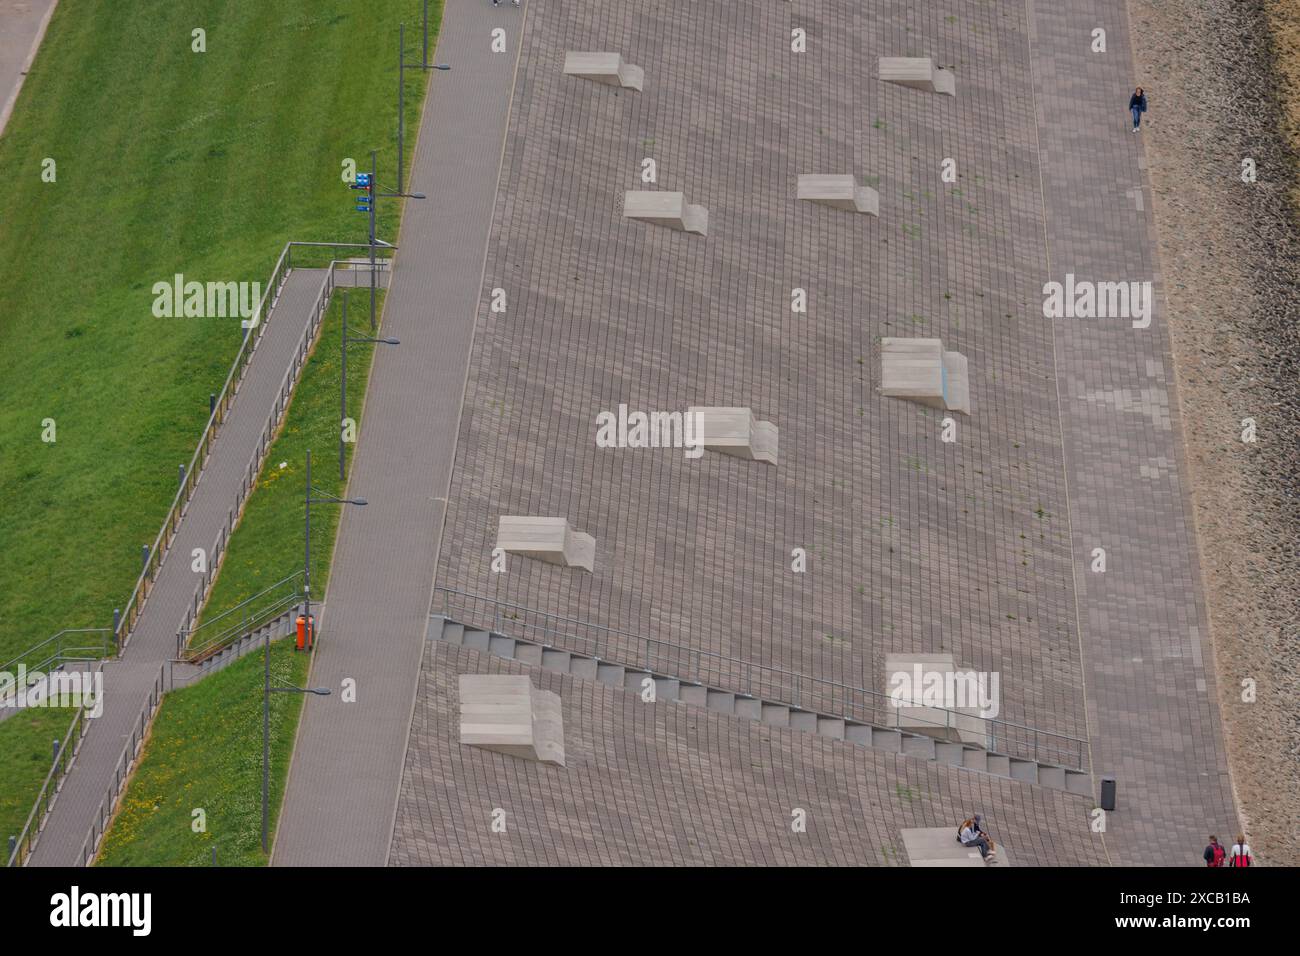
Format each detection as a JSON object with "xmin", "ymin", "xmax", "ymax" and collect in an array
[
  {"xmin": 0, "ymin": 0, "xmax": 57, "ymax": 139},
  {"xmin": 271, "ymin": 0, "xmax": 525, "ymax": 866},
  {"xmin": 28, "ymin": 268, "xmax": 327, "ymax": 866},
  {"xmin": 1024, "ymin": 0, "xmax": 1238, "ymax": 862}
]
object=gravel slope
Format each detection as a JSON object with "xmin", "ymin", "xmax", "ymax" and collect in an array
[{"xmin": 1128, "ymin": 0, "xmax": 1300, "ymax": 864}]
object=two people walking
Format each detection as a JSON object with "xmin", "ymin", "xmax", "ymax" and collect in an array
[{"xmin": 1204, "ymin": 834, "xmax": 1253, "ymax": 867}]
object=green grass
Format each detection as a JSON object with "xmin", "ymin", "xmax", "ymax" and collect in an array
[
  {"xmin": 0, "ymin": 706, "xmax": 81, "ymax": 850},
  {"xmin": 95, "ymin": 636, "xmax": 308, "ymax": 866},
  {"xmin": 0, "ymin": 0, "xmax": 436, "ymax": 664}
]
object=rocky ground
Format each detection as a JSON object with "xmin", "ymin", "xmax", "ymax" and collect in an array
[{"xmin": 1127, "ymin": 0, "xmax": 1300, "ymax": 864}]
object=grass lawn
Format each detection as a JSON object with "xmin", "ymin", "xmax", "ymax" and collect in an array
[
  {"xmin": 95, "ymin": 636, "xmax": 309, "ymax": 867},
  {"xmin": 0, "ymin": 0, "xmax": 436, "ymax": 664},
  {"xmin": 0, "ymin": 706, "xmax": 81, "ymax": 853}
]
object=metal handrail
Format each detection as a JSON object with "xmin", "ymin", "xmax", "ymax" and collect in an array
[
  {"xmin": 78, "ymin": 664, "xmax": 165, "ymax": 866},
  {"xmin": 435, "ymin": 586, "xmax": 1089, "ymax": 769},
  {"xmin": 0, "ymin": 629, "xmax": 111, "ymax": 679},
  {"xmin": 5, "ymin": 663, "xmax": 100, "ymax": 867},
  {"xmin": 179, "ymin": 571, "xmax": 305, "ymax": 660}
]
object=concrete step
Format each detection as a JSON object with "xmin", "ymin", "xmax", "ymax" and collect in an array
[
  {"xmin": 789, "ymin": 711, "xmax": 818, "ymax": 733},
  {"xmin": 706, "ymin": 690, "xmax": 735, "ymax": 714},
  {"xmin": 596, "ymin": 663, "xmax": 625, "ymax": 686},
  {"xmin": 869, "ymin": 727, "xmax": 902, "ymax": 751},
  {"xmin": 961, "ymin": 748, "xmax": 988, "ymax": 772},
  {"xmin": 541, "ymin": 648, "xmax": 571, "ymax": 673},
  {"xmin": 680, "ymin": 684, "xmax": 708, "ymax": 707},
  {"xmin": 463, "ymin": 628, "xmax": 491, "ymax": 652},
  {"xmin": 569, "ymin": 657, "xmax": 598, "ymax": 680},
  {"xmin": 902, "ymin": 734, "xmax": 936, "ymax": 759},
  {"xmin": 654, "ymin": 678, "xmax": 681, "ymax": 702},
  {"xmin": 760, "ymin": 703, "xmax": 789, "ymax": 726},
  {"xmin": 987, "ymin": 754, "xmax": 1012, "ymax": 777},
  {"xmin": 442, "ymin": 622, "xmax": 465, "ymax": 645},
  {"xmin": 935, "ymin": 741, "xmax": 965, "ymax": 766},
  {"xmin": 817, "ymin": 717, "xmax": 845, "ymax": 740},
  {"xmin": 1037, "ymin": 766, "xmax": 1066, "ymax": 791},
  {"xmin": 488, "ymin": 635, "xmax": 516, "ymax": 659},
  {"xmin": 513, "ymin": 642, "xmax": 543, "ymax": 667},
  {"xmin": 624, "ymin": 671, "xmax": 653, "ymax": 695},
  {"xmin": 1009, "ymin": 758, "xmax": 1038, "ymax": 784},
  {"xmin": 1065, "ymin": 770, "xmax": 1092, "ymax": 796},
  {"xmin": 734, "ymin": 697, "xmax": 761, "ymax": 720}
]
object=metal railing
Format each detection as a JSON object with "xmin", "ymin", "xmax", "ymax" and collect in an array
[
  {"xmin": 78, "ymin": 664, "xmax": 166, "ymax": 866},
  {"xmin": 0, "ymin": 629, "xmax": 112, "ymax": 684},
  {"xmin": 436, "ymin": 586, "xmax": 1089, "ymax": 769},
  {"xmin": 174, "ymin": 250, "xmax": 392, "ymax": 641},
  {"xmin": 178, "ymin": 571, "xmax": 305, "ymax": 663},
  {"xmin": 5, "ymin": 700, "xmax": 90, "ymax": 867}
]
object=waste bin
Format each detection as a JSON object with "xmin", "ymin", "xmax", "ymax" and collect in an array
[
  {"xmin": 296, "ymin": 614, "xmax": 314, "ymax": 652},
  {"xmin": 1100, "ymin": 776, "xmax": 1117, "ymax": 811}
]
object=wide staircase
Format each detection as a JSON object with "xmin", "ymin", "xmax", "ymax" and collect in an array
[{"xmin": 428, "ymin": 613, "xmax": 1095, "ymax": 799}]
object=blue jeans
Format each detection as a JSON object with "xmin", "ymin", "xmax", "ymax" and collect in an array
[{"xmin": 1131, "ymin": 107, "xmax": 1142, "ymax": 128}]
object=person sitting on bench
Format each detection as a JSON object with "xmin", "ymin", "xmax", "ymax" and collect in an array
[{"xmin": 958, "ymin": 815, "xmax": 997, "ymax": 860}]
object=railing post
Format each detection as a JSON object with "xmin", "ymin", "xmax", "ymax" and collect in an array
[{"xmin": 112, "ymin": 608, "xmax": 121, "ymax": 654}]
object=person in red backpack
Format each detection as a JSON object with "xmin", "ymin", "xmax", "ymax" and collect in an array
[
  {"xmin": 1227, "ymin": 834, "xmax": 1252, "ymax": 867},
  {"xmin": 1204, "ymin": 835, "xmax": 1226, "ymax": 867}
]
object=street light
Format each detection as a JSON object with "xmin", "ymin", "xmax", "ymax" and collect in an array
[
  {"xmin": 303, "ymin": 448, "xmax": 366, "ymax": 644},
  {"xmin": 262, "ymin": 632, "xmax": 330, "ymax": 854},
  {"xmin": 340, "ymin": 292, "xmax": 400, "ymax": 479},
  {"xmin": 355, "ymin": 150, "xmax": 426, "ymax": 330}
]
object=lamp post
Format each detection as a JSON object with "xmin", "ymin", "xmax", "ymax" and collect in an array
[
  {"xmin": 365, "ymin": 150, "xmax": 427, "ymax": 331},
  {"xmin": 340, "ymin": 292, "xmax": 399, "ymax": 479},
  {"xmin": 262, "ymin": 632, "xmax": 330, "ymax": 854},
  {"xmin": 303, "ymin": 449, "xmax": 366, "ymax": 642}
]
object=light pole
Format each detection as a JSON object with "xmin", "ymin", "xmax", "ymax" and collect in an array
[
  {"xmin": 397, "ymin": 22, "xmax": 451, "ymax": 195},
  {"xmin": 340, "ymin": 292, "xmax": 399, "ymax": 479},
  {"xmin": 262, "ymin": 632, "xmax": 330, "ymax": 854},
  {"xmin": 303, "ymin": 448, "xmax": 366, "ymax": 641},
  {"xmin": 364, "ymin": 149, "xmax": 427, "ymax": 331}
]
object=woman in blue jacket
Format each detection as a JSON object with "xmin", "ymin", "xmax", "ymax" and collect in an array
[{"xmin": 1129, "ymin": 87, "xmax": 1148, "ymax": 132}]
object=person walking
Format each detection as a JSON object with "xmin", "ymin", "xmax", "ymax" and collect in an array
[
  {"xmin": 1204, "ymin": 835, "xmax": 1226, "ymax": 867},
  {"xmin": 1129, "ymin": 87, "xmax": 1148, "ymax": 132},
  {"xmin": 1227, "ymin": 834, "xmax": 1253, "ymax": 867}
]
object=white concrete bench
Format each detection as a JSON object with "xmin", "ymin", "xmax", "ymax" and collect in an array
[
  {"xmin": 797, "ymin": 174, "xmax": 879, "ymax": 215},
  {"xmin": 879, "ymin": 57, "xmax": 956, "ymax": 96},
  {"xmin": 880, "ymin": 338, "xmax": 971, "ymax": 415},
  {"xmin": 686, "ymin": 406, "xmax": 778, "ymax": 465},
  {"xmin": 623, "ymin": 191, "xmax": 709, "ymax": 236},
  {"xmin": 884, "ymin": 653, "xmax": 990, "ymax": 747},
  {"xmin": 459, "ymin": 675, "xmax": 566, "ymax": 766},
  {"xmin": 496, "ymin": 516, "xmax": 596, "ymax": 572},
  {"xmin": 900, "ymin": 828, "xmax": 1011, "ymax": 867},
  {"xmin": 563, "ymin": 51, "xmax": 644, "ymax": 92}
]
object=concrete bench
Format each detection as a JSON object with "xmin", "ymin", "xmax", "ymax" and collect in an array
[
  {"xmin": 880, "ymin": 338, "xmax": 971, "ymax": 415},
  {"xmin": 797, "ymin": 174, "xmax": 879, "ymax": 215},
  {"xmin": 900, "ymin": 828, "xmax": 1011, "ymax": 867},
  {"xmin": 623, "ymin": 191, "xmax": 709, "ymax": 236},
  {"xmin": 563, "ymin": 51, "xmax": 644, "ymax": 91},
  {"xmin": 884, "ymin": 653, "xmax": 990, "ymax": 747},
  {"xmin": 879, "ymin": 57, "xmax": 956, "ymax": 96},
  {"xmin": 686, "ymin": 406, "xmax": 778, "ymax": 465},
  {"xmin": 459, "ymin": 675, "xmax": 566, "ymax": 766},
  {"xmin": 496, "ymin": 516, "xmax": 596, "ymax": 572}
]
